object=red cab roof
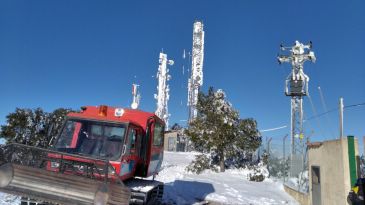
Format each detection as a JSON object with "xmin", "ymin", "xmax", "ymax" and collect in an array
[{"xmin": 67, "ymin": 105, "xmax": 162, "ymax": 130}]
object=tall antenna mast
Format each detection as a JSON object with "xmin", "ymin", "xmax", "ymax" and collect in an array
[
  {"xmin": 277, "ymin": 40, "xmax": 316, "ymax": 177},
  {"xmin": 188, "ymin": 21, "xmax": 205, "ymax": 123},
  {"xmin": 155, "ymin": 52, "xmax": 174, "ymax": 130},
  {"xmin": 131, "ymin": 83, "xmax": 140, "ymax": 109}
]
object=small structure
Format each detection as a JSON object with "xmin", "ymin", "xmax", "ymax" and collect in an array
[
  {"xmin": 164, "ymin": 130, "xmax": 188, "ymax": 152},
  {"xmin": 307, "ymin": 136, "xmax": 359, "ymax": 205}
]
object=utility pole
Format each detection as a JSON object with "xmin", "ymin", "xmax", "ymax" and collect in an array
[
  {"xmin": 283, "ymin": 134, "xmax": 288, "ymax": 160},
  {"xmin": 277, "ymin": 41, "xmax": 316, "ymax": 177},
  {"xmin": 267, "ymin": 137, "xmax": 272, "ymax": 156},
  {"xmin": 339, "ymin": 97, "xmax": 344, "ymax": 139},
  {"xmin": 363, "ymin": 136, "xmax": 365, "ymax": 157},
  {"xmin": 283, "ymin": 134, "xmax": 288, "ymax": 182}
]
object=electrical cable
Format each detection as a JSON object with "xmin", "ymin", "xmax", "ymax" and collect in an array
[
  {"xmin": 306, "ymin": 94, "xmax": 325, "ymax": 138},
  {"xmin": 305, "ymin": 101, "xmax": 365, "ymax": 121},
  {"xmin": 260, "ymin": 101, "xmax": 365, "ymax": 133},
  {"xmin": 317, "ymin": 87, "xmax": 336, "ymax": 138}
]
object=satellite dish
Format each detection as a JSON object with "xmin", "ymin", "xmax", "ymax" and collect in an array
[{"xmin": 131, "ymin": 102, "xmax": 138, "ymax": 109}]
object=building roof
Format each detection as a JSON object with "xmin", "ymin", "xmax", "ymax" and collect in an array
[{"xmin": 307, "ymin": 141, "xmax": 323, "ymax": 149}]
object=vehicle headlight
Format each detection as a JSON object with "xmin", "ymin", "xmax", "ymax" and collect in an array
[
  {"xmin": 108, "ymin": 168, "xmax": 115, "ymax": 175},
  {"xmin": 96, "ymin": 167, "xmax": 115, "ymax": 175},
  {"xmin": 73, "ymin": 165, "xmax": 85, "ymax": 172},
  {"xmin": 51, "ymin": 162, "xmax": 60, "ymax": 168}
]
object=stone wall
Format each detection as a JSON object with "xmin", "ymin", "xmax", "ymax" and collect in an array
[{"xmin": 284, "ymin": 185, "xmax": 310, "ymax": 205}]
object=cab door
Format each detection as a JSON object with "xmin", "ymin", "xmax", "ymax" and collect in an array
[
  {"xmin": 120, "ymin": 126, "xmax": 142, "ymax": 180},
  {"xmin": 147, "ymin": 121, "xmax": 164, "ymax": 176}
]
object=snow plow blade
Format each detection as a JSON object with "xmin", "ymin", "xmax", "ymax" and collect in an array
[
  {"xmin": 0, "ymin": 143, "xmax": 131, "ymax": 205},
  {"xmin": 0, "ymin": 163, "xmax": 131, "ymax": 205}
]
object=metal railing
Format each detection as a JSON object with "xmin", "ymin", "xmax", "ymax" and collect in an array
[{"xmin": 0, "ymin": 143, "xmax": 122, "ymax": 185}]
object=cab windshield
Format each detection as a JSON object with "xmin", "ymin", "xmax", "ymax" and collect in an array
[{"xmin": 54, "ymin": 119, "xmax": 126, "ymax": 160}]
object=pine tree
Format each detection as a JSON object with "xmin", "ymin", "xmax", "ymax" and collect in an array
[
  {"xmin": 31, "ymin": 108, "xmax": 47, "ymax": 147},
  {"xmin": 45, "ymin": 108, "xmax": 75, "ymax": 146},
  {"xmin": 186, "ymin": 87, "xmax": 262, "ymax": 172},
  {"xmin": 1, "ymin": 107, "xmax": 75, "ymax": 148},
  {"xmin": 1, "ymin": 108, "xmax": 40, "ymax": 146},
  {"xmin": 225, "ymin": 118, "xmax": 262, "ymax": 167}
]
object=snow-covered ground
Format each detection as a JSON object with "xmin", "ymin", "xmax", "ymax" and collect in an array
[
  {"xmin": 0, "ymin": 193, "xmax": 20, "ymax": 205},
  {"xmin": 286, "ymin": 170, "xmax": 309, "ymax": 193},
  {"xmin": 156, "ymin": 151, "xmax": 299, "ymax": 205},
  {"xmin": 0, "ymin": 150, "xmax": 299, "ymax": 205}
]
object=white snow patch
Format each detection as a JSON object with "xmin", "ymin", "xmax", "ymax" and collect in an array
[
  {"xmin": 286, "ymin": 170, "xmax": 309, "ymax": 193},
  {"xmin": 156, "ymin": 151, "xmax": 299, "ymax": 204},
  {"xmin": 0, "ymin": 150, "xmax": 299, "ymax": 204},
  {"xmin": 0, "ymin": 193, "xmax": 20, "ymax": 205}
]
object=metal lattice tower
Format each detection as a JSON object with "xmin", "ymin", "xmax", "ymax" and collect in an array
[
  {"xmin": 277, "ymin": 41, "xmax": 316, "ymax": 176},
  {"xmin": 155, "ymin": 52, "xmax": 174, "ymax": 130},
  {"xmin": 188, "ymin": 21, "xmax": 205, "ymax": 123}
]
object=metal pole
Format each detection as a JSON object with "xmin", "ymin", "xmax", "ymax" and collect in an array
[
  {"xmin": 363, "ymin": 136, "xmax": 365, "ymax": 157},
  {"xmin": 267, "ymin": 137, "xmax": 272, "ymax": 156},
  {"xmin": 283, "ymin": 134, "xmax": 288, "ymax": 182},
  {"xmin": 283, "ymin": 135, "xmax": 286, "ymax": 162},
  {"xmin": 339, "ymin": 97, "xmax": 344, "ymax": 139},
  {"xmin": 291, "ymin": 99, "xmax": 294, "ymax": 156}
]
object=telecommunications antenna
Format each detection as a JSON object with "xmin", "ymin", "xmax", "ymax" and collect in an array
[
  {"xmin": 277, "ymin": 40, "xmax": 316, "ymax": 177},
  {"xmin": 188, "ymin": 21, "xmax": 205, "ymax": 123},
  {"xmin": 155, "ymin": 52, "xmax": 174, "ymax": 130}
]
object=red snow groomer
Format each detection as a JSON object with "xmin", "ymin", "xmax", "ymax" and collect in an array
[{"xmin": 0, "ymin": 105, "xmax": 165, "ymax": 205}]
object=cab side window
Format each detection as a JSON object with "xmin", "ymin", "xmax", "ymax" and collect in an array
[
  {"xmin": 127, "ymin": 128, "xmax": 140, "ymax": 154},
  {"xmin": 130, "ymin": 130, "xmax": 136, "ymax": 149},
  {"xmin": 153, "ymin": 123, "xmax": 164, "ymax": 146}
]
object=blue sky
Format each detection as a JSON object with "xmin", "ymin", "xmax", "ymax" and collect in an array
[{"xmin": 0, "ymin": 0, "xmax": 364, "ymax": 152}]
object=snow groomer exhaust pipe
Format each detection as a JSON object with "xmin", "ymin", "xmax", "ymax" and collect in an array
[{"xmin": 0, "ymin": 144, "xmax": 131, "ymax": 205}]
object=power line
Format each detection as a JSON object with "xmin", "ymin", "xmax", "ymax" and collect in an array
[
  {"xmin": 261, "ymin": 101, "xmax": 365, "ymax": 133},
  {"xmin": 305, "ymin": 107, "xmax": 338, "ymax": 121},
  {"xmin": 344, "ymin": 102, "xmax": 365, "ymax": 108},
  {"xmin": 305, "ymin": 101, "xmax": 365, "ymax": 121},
  {"xmin": 317, "ymin": 87, "xmax": 336, "ymax": 138},
  {"xmin": 307, "ymin": 94, "xmax": 325, "ymax": 138}
]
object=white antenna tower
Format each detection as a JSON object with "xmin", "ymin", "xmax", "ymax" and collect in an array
[
  {"xmin": 131, "ymin": 83, "xmax": 140, "ymax": 109},
  {"xmin": 155, "ymin": 52, "xmax": 174, "ymax": 130},
  {"xmin": 277, "ymin": 40, "xmax": 316, "ymax": 177},
  {"xmin": 188, "ymin": 21, "xmax": 205, "ymax": 123}
]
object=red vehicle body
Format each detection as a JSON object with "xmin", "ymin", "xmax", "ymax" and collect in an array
[
  {"xmin": 0, "ymin": 105, "xmax": 165, "ymax": 205},
  {"xmin": 52, "ymin": 105, "xmax": 165, "ymax": 181}
]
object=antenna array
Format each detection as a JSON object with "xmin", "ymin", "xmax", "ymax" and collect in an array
[
  {"xmin": 188, "ymin": 21, "xmax": 205, "ymax": 123},
  {"xmin": 155, "ymin": 52, "xmax": 174, "ymax": 130}
]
